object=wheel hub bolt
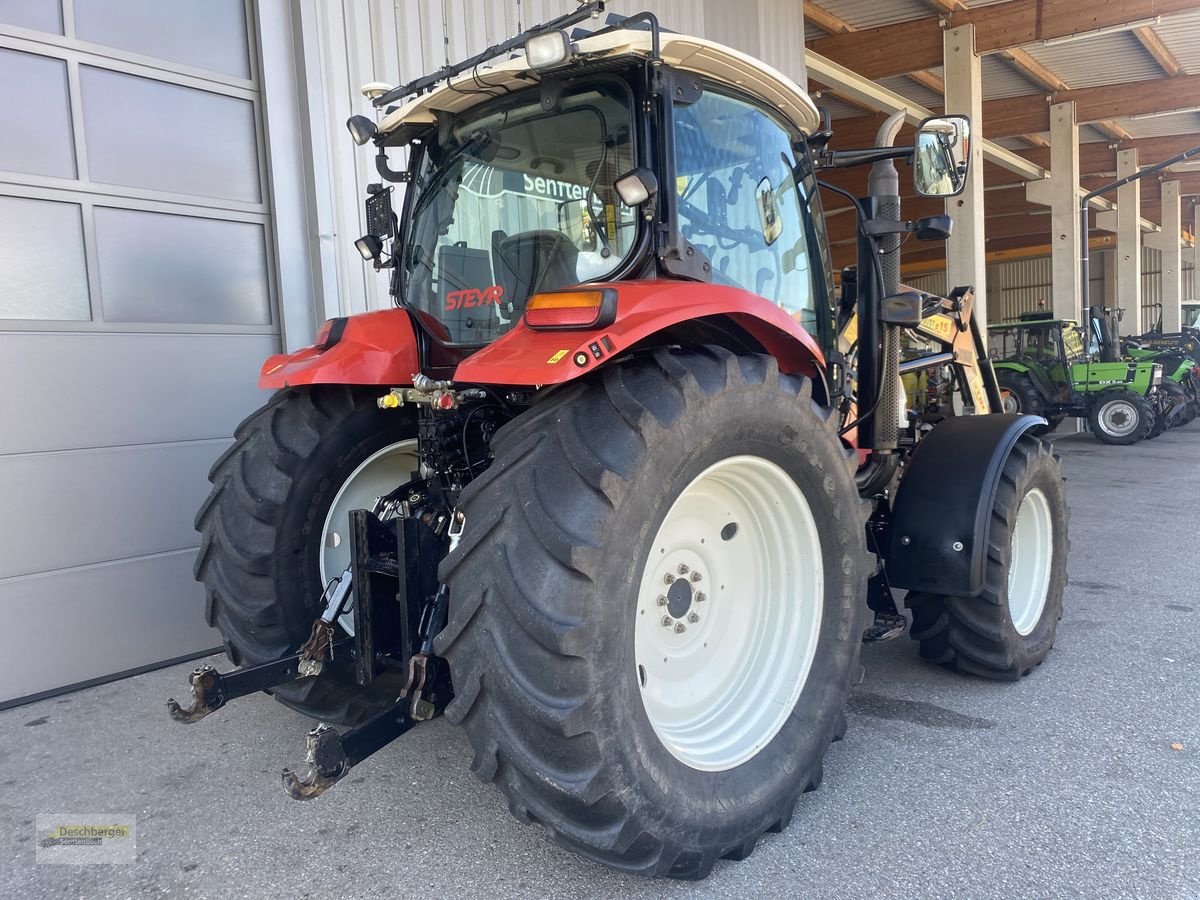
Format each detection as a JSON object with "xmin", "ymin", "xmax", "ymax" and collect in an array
[
  {"xmin": 674, "ymin": 622, "xmax": 687, "ymax": 634},
  {"xmin": 690, "ymin": 571, "xmax": 702, "ymax": 583},
  {"xmin": 661, "ymin": 616, "xmax": 674, "ymax": 628},
  {"xmin": 664, "ymin": 573, "xmax": 675, "ymax": 585},
  {"xmin": 687, "ymin": 612, "xmax": 700, "ymax": 624},
  {"xmin": 677, "ymin": 564, "xmax": 690, "ymax": 575},
  {"xmin": 694, "ymin": 592, "xmax": 706, "ymax": 603},
  {"xmin": 656, "ymin": 595, "xmax": 668, "ymax": 607}
]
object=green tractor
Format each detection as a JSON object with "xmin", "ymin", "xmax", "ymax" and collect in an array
[
  {"xmin": 990, "ymin": 310, "xmax": 1165, "ymax": 444},
  {"xmin": 1096, "ymin": 304, "xmax": 1199, "ymax": 428}
]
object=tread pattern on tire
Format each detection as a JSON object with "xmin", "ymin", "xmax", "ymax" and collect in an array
[
  {"xmin": 906, "ymin": 436, "xmax": 1069, "ymax": 681},
  {"xmin": 194, "ymin": 385, "xmax": 409, "ymax": 724},
  {"xmin": 434, "ymin": 347, "xmax": 866, "ymax": 879}
]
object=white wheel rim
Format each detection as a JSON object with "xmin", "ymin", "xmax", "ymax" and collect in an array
[
  {"xmin": 1000, "ymin": 390, "xmax": 1020, "ymax": 414},
  {"xmin": 320, "ymin": 439, "xmax": 419, "ymax": 634},
  {"xmin": 1098, "ymin": 399, "xmax": 1138, "ymax": 437},
  {"xmin": 1007, "ymin": 487, "xmax": 1053, "ymax": 636},
  {"xmin": 633, "ymin": 455, "xmax": 824, "ymax": 772}
]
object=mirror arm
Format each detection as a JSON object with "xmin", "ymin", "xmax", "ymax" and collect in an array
[{"xmin": 816, "ymin": 146, "xmax": 914, "ymax": 169}]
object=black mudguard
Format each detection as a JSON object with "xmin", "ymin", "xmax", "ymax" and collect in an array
[{"xmin": 886, "ymin": 414, "xmax": 1045, "ymax": 596}]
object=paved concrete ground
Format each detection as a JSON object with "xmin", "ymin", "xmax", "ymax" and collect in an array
[{"xmin": 3, "ymin": 423, "xmax": 1199, "ymax": 899}]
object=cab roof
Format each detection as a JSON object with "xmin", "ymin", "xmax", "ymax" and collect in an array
[{"xmin": 376, "ymin": 28, "xmax": 820, "ymax": 140}]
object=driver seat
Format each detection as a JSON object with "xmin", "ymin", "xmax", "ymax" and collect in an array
[{"xmin": 494, "ymin": 230, "xmax": 580, "ymax": 314}]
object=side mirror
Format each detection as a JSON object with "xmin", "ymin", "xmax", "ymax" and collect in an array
[
  {"xmin": 913, "ymin": 215, "xmax": 953, "ymax": 241},
  {"xmin": 914, "ymin": 115, "xmax": 970, "ymax": 197},
  {"xmin": 614, "ymin": 167, "xmax": 658, "ymax": 206},
  {"xmin": 880, "ymin": 292, "xmax": 924, "ymax": 328}
]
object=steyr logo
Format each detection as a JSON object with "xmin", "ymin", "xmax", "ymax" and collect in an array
[{"xmin": 445, "ymin": 285, "xmax": 503, "ymax": 311}]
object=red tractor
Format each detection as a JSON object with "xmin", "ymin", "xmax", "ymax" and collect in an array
[{"xmin": 171, "ymin": 4, "xmax": 1069, "ymax": 879}]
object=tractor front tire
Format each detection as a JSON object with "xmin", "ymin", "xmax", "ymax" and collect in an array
[
  {"xmin": 194, "ymin": 386, "xmax": 418, "ymax": 725},
  {"xmin": 1088, "ymin": 391, "xmax": 1153, "ymax": 445},
  {"xmin": 906, "ymin": 436, "xmax": 1068, "ymax": 680},
  {"xmin": 436, "ymin": 348, "xmax": 869, "ymax": 878}
]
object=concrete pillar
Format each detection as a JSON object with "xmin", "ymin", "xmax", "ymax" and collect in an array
[
  {"xmin": 943, "ymin": 25, "xmax": 988, "ymax": 324},
  {"xmin": 1116, "ymin": 149, "xmax": 1143, "ymax": 334},
  {"xmin": 1102, "ymin": 248, "xmax": 1118, "ymax": 309},
  {"xmin": 1025, "ymin": 102, "xmax": 1080, "ymax": 321},
  {"xmin": 1145, "ymin": 180, "xmax": 1183, "ymax": 332}
]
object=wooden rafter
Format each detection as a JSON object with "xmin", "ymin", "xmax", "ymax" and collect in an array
[
  {"xmin": 806, "ymin": 0, "xmax": 1200, "ymax": 81},
  {"xmin": 1133, "ymin": 25, "xmax": 1184, "ymax": 77},
  {"xmin": 996, "ymin": 48, "xmax": 1129, "ymax": 141},
  {"xmin": 805, "ymin": 2, "xmax": 950, "ymax": 111}
]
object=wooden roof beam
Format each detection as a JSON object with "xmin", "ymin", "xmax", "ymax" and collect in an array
[
  {"xmin": 997, "ymin": 48, "xmax": 1129, "ymax": 141},
  {"xmin": 806, "ymin": 0, "xmax": 1200, "ymax": 80},
  {"xmin": 1133, "ymin": 25, "xmax": 1184, "ymax": 77}
]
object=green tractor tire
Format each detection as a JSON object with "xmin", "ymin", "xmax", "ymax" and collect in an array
[
  {"xmin": 1087, "ymin": 391, "xmax": 1154, "ymax": 445},
  {"xmin": 997, "ymin": 371, "xmax": 1056, "ymax": 436}
]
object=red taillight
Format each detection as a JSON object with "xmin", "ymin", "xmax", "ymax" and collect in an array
[{"xmin": 524, "ymin": 289, "xmax": 616, "ymax": 330}]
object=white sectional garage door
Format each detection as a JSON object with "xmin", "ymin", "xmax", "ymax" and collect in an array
[{"xmin": 0, "ymin": 0, "xmax": 278, "ymax": 704}]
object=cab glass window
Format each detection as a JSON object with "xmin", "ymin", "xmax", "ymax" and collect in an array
[{"xmin": 672, "ymin": 88, "xmax": 829, "ymax": 334}]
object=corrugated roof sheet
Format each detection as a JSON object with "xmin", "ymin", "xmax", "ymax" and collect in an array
[
  {"xmin": 1121, "ymin": 111, "xmax": 1200, "ymax": 139},
  {"xmin": 805, "ymin": 0, "xmax": 929, "ymax": 30},
  {"xmin": 980, "ymin": 55, "xmax": 1042, "ymax": 99},
  {"xmin": 876, "ymin": 74, "xmax": 942, "ymax": 108},
  {"xmin": 1023, "ymin": 32, "xmax": 1162, "ymax": 88},
  {"xmin": 1157, "ymin": 9, "xmax": 1200, "ymax": 73}
]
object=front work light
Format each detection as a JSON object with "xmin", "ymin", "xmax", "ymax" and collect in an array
[
  {"xmin": 355, "ymin": 234, "xmax": 383, "ymax": 261},
  {"xmin": 346, "ymin": 115, "xmax": 377, "ymax": 146},
  {"xmin": 524, "ymin": 289, "xmax": 617, "ymax": 330},
  {"xmin": 525, "ymin": 30, "xmax": 572, "ymax": 70},
  {"xmin": 614, "ymin": 167, "xmax": 659, "ymax": 206}
]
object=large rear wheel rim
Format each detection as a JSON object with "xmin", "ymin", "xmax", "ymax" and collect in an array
[
  {"xmin": 1007, "ymin": 487, "xmax": 1053, "ymax": 636},
  {"xmin": 320, "ymin": 439, "xmax": 419, "ymax": 632},
  {"xmin": 633, "ymin": 455, "xmax": 824, "ymax": 772}
]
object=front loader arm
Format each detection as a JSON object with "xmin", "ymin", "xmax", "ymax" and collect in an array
[{"xmin": 905, "ymin": 286, "xmax": 1003, "ymax": 415}]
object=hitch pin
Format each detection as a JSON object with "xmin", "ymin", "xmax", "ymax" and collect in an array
[{"xmin": 447, "ymin": 511, "xmax": 466, "ymax": 553}]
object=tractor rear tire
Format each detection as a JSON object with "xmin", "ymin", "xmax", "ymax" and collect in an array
[
  {"xmin": 436, "ymin": 348, "xmax": 869, "ymax": 878},
  {"xmin": 1088, "ymin": 391, "xmax": 1153, "ymax": 445},
  {"xmin": 997, "ymin": 372, "xmax": 1053, "ymax": 436},
  {"xmin": 906, "ymin": 436, "xmax": 1068, "ymax": 681},
  {"xmin": 194, "ymin": 386, "xmax": 418, "ymax": 725}
]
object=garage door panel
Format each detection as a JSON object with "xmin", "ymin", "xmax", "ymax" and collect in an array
[
  {"xmin": 0, "ymin": 332, "xmax": 276, "ymax": 454},
  {"xmin": 94, "ymin": 207, "xmax": 271, "ymax": 324},
  {"xmin": 80, "ymin": 66, "xmax": 261, "ymax": 203},
  {"xmin": 0, "ymin": 195, "xmax": 89, "ymax": 319},
  {"xmin": 0, "ymin": 48, "xmax": 75, "ymax": 178},
  {"xmin": 0, "ymin": 0, "xmax": 62, "ymax": 35},
  {"xmin": 0, "ymin": 550, "xmax": 217, "ymax": 705},
  {"xmin": 73, "ymin": 0, "xmax": 250, "ymax": 79},
  {"xmin": 0, "ymin": 439, "xmax": 228, "ymax": 579}
]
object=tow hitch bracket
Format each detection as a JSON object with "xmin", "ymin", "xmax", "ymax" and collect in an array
[
  {"xmin": 280, "ymin": 649, "xmax": 451, "ymax": 800},
  {"xmin": 166, "ymin": 645, "xmax": 346, "ymax": 723}
]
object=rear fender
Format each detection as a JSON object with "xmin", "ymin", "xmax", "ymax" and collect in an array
[
  {"xmin": 259, "ymin": 308, "xmax": 421, "ymax": 389},
  {"xmin": 452, "ymin": 280, "xmax": 825, "ymax": 386},
  {"xmin": 886, "ymin": 414, "xmax": 1046, "ymax": 596}
]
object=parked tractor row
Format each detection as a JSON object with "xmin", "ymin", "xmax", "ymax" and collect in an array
[{"xmin": 990, "ymin": 307, "xmax": 1200, "ymax": 444}]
